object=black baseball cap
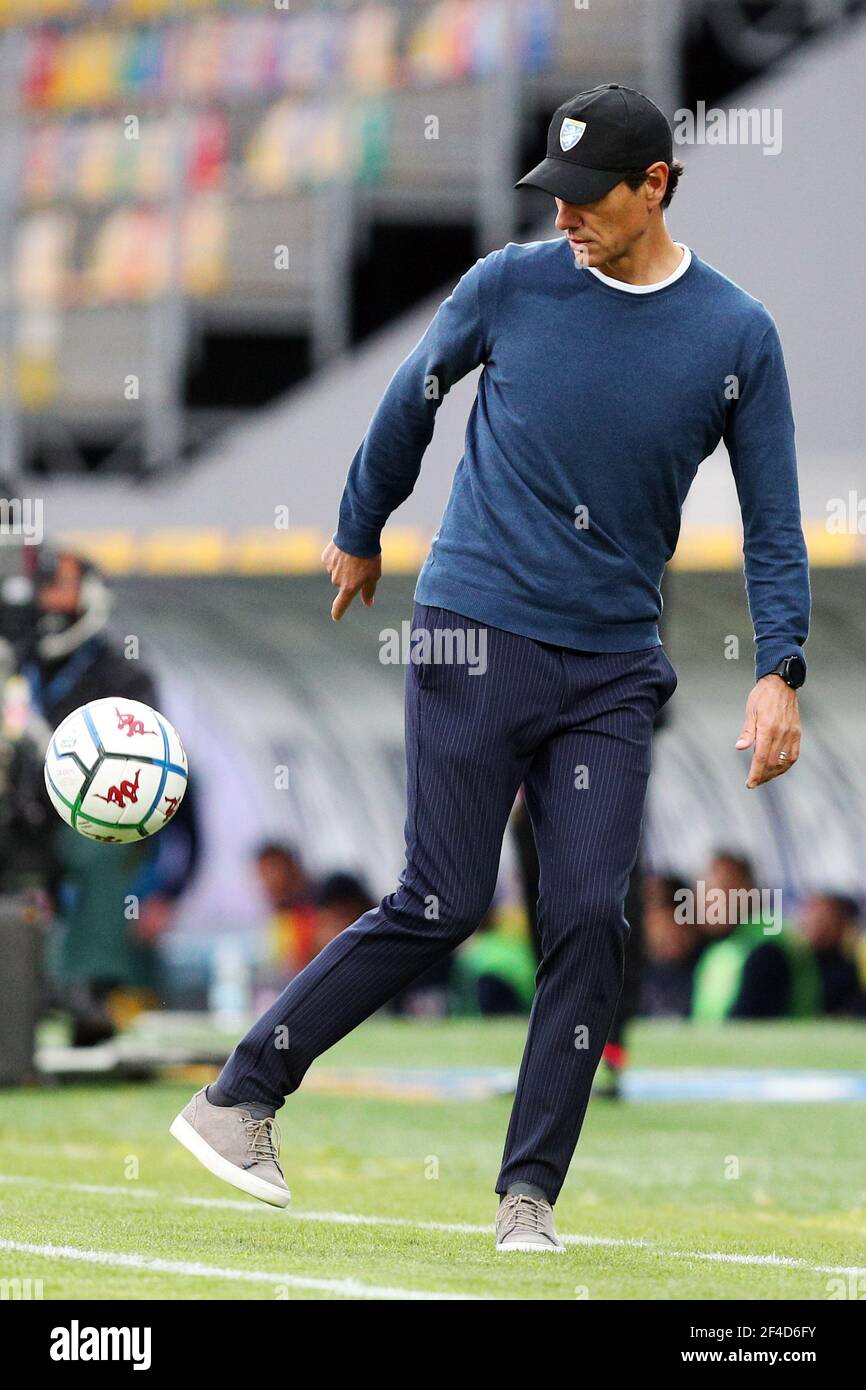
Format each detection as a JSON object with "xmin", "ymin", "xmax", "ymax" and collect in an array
[{"xmin": 515, "ymin": 83, "xmax": 673, "ymax": 205}]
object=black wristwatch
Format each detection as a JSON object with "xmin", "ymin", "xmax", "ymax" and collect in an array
[{"xmin": 768, "ymin": 655, "xmax": 806, "ymax": 689}]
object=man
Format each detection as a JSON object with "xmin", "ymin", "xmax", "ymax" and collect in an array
[
  {"xmin": 690, "ymin": 852, "xmax": 820, "ymax": 1020},
  {"xmin": 313, "ymin": 872, "xmax": 375, "ymax": 958},
  {"xmin": 640, "ymin": 874, "xmax": 702, "ymax": 1018},
  {"xmin": 253, "ymin": 842, "xmax": 318, "ymax": 978},
  {"xmin": 23, "ymin": 547, "xmax": 197, "ymax": 1043},
  {"xmin": 798, "ymin": 892, "xmax": 866, "ymax": 1016},
  {"xmin": 172, "ymin": 85, "xmax": 809, "ymax": 1251}
]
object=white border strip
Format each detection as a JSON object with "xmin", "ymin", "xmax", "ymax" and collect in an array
[{"xmin": 2, "ymin": 1174, "xmax": 863, "ymax": 1280}]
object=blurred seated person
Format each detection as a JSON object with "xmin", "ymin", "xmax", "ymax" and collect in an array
[
  {"xmin": 798, "ymin": 893, "xmax": 866, "ymax": 1017},
  {"xmin": 450, "ymin": 905, "xmax": 537, "ymax": 1016},
  {"xmin": 691, "ymin": 851, "xmax": 820, "ymax": 1021},
  {"xmin": 20, "ymin": 546, "xmax": 198, "ymax": 1042},
  {"xmin": 22, "ymin": 548, "xmax": 155, "ymax": 721},
  {"xmin": 255, "ymin": 841, "xmax": 318, "ymax": 978},
  {"xmin": 314, "ymin": 872, "xmax": 375, "ymax": 956},
  {"xmin": 639, "ymin": 873, "xmax": 702, "ymax": 1017}
]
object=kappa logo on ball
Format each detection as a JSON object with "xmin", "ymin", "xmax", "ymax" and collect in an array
[
  {"xmin": 95, "ymin": 767, "xmax": 142, "ymax": 810},
  {"xmin": 116, "ymin": 707, "xmax": 156, "ymax": 738},
  {"xmin": 559, "ymin": 117, "xmax": 587, "ymax": 151}
]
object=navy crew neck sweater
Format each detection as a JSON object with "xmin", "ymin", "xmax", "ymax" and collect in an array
[{"xmin": 334, "ymin": 237, "xmax": 809, "ymax": 679}]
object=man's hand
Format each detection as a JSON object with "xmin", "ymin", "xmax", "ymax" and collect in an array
[
  {"xmin": 321, "ymin": 540, "xmax": 381, "ymax": 621},
  {"xmin": 736, "ymin": 676, "xmax": 801, "ymax": 789}
]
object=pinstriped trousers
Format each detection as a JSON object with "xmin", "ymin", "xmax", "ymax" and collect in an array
[{"xmin": 219, "ymin": 602, "xmax": 677, "ymax": 1203}]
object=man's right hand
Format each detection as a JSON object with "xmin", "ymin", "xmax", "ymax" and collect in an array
[{"xmin": 321, "ymin": 541, "xmax": 381, "ymax": 621}]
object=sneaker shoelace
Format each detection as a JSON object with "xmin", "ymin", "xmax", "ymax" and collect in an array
[
  {"xmin": 501, "ymin": 1194, "xmax": 549, "ymax": 1235},
  {"xmin": 243, "ymin": 1115, "xmax": 281, "ymax": 1166}
]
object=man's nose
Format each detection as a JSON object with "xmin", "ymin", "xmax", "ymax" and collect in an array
[{"xmin": 555, "ymin": 202, "xmax": 582, "ymax": 228}]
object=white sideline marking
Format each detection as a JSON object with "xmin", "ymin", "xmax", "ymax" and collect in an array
[
  {"xmin": 2, "ymin": 1173, "xmax": 864, "ymax": 1280},
  {"xmin": 0, "ymin": 1239, "xmax": 486, "ymax": 1301}
]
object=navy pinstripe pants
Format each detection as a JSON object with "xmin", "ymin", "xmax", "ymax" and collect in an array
[{"xmin": 219, "ymin": 603, "xmax": 677, "ymax": 1203}]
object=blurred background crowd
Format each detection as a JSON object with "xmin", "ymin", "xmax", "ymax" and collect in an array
[
  {"xmin": 0, "ymin": 536, "xmax": 863, "ymax": 1091},
  {"xmin": 0, "ymin": 1, "xmax": 864, "ymax": 1082},
  {"xmin": 241, "ymin": 838, "xmax": 866, "ymax": 1027}
]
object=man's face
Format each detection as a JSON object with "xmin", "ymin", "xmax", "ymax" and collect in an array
[
  {"xmin": 255, "ymin": 852, "xmax": 305, "ymax": 908},
  {"xmin": 316, "ymin": 898, "xmax": 365, "ymax": 941},
  {"xmin": 800, "ymin": 895, "xmax": 846, "ymax": 952},
  {"xmin": 698, "ymin": 856, "xmax": 754, "ymax": 939},
  {"xmin": 704, "ymin": 856, "xmax": 752, "ymax": 899},
  {"xmin": 38, "ymin": 554, "xmax": 83, "ymax": 616},
  {"xmin": 645, "ymin": 902, "xmax": 698, "ymax": 964},
  {"xmin": 554, "ymin": 165, "xmax": 666, "ymax": 268}
]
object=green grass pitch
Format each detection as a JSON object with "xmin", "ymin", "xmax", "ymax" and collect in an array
[{"xmin": 1, "ymin": 1020, "xmax": 864, "ymax": 1300}]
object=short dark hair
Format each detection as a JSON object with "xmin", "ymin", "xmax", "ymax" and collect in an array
[
  {"xmin": 655, "ymin": 874, "xmax": 693, "ymax": 911},
  {"xmin": 316, "ymin": 872, "xmax": 374, "ymax": 910},
  {"xmin": 710, "ymin": 849, "xmax": 755, "ymax": 886},
  {"xmin": 813, "ymin": 892, "xmax": 861, "ymax": 924},
  {"xmin": 255, "ymin": 840, "xmax": 301, "ymax": 866},
  {"xmin": 621, "ymin": 158, "xmax": 685, "ymax": 209}
]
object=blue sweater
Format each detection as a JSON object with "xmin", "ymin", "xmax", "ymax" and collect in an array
[{"xmin": 335, "ymin": 238, "xmax": 809, "ymax": 679}]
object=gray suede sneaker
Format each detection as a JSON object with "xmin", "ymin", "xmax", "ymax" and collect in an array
[
  {"xmin": 495, "ymin": 1194, "xmax": 565, "ymax": 1252},
  {"xmin": 170, "ymin": 1088, "xmax": 290, "ymax": 1208}
]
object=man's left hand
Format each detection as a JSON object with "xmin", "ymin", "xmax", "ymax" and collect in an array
[{"xmin": 736, "ymin": 676, "xmax": 801, "ymax": 789}]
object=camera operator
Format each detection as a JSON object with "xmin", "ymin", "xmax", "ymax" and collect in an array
[{"xmin": 1, "ymin": 542, "xmax": 198, "ymax": 1047}]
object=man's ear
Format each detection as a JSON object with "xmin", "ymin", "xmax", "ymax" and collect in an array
[{"xmin": 644, "ymin": 162, "xmax": 669, "ymax": 207}]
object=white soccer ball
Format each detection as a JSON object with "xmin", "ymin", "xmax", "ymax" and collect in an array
[{"xmin": 44, "ymin": 696, "xmax": 189, "ymax": 843}]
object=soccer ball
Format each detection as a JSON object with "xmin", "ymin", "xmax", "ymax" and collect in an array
[{"xmin": 44, "ymin": 697, "xmax": 188, "ymax": 843}]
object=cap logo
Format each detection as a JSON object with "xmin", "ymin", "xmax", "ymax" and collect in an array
[{"xmin": 559, "ymin": 118, "xmax": 586, "ymax": 152}]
